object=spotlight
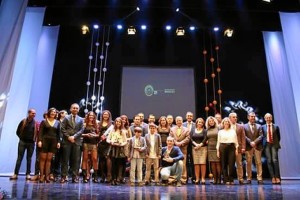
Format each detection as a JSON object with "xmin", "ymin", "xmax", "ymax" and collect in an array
[
  {"xmin": 165, "ymin": 25, "xmax": 172, "ymax": 30},
  {"xmin": 189, "ymin": 26, "xmax": 195, "ymax": 31},
  {"xmin": 117, "ymin": 24, "xmax": 123, "ymax": 30},
  {"xmin": 141, "ymin": 25, "xmax": 147, "ymax": 30},
  {"xmin": 224, "ymin": 28, "xmax": 234, "ymax": 37},
  {"xmin": 176, "ymin": 27, "xmax": 185, "ymax": 36},
  {"xmin": 127, "ymin": 26, "xmax": 136, "ymax": 35},
  {"xmin": 136, "ymin": 7, "xmax": 140, "ymax": 11},
  {"xmin": 213, "ymin": 27, "xmax": 219, "ymax": 32},
  {"xmin": 93, "ymin": 24, "xmax": 99, "ymax": 29},
  {"xmin": 176, "ymin": 8, "xmax": 180, "ymax": 12},
  {"xmin": 262, "ymin": 0, "xmax": 272, "ymax": 2},
  {"xmin": 81, "ymin": 25, "xmax": 89, "ymax": 34}
]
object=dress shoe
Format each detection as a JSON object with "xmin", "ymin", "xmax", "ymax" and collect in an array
[
  {"xmin": 247, "ymin": 180, "xmax": 252, "ymax": 184},
  {"xmin": 93, "ymin": 178, "xmax": 99, "ymax": 183},
  {"xmin": 138, "ymin": 182, "xmax": 144, "ymax": 187},
  {"xmin": 30, "ymin": 175, "xmax": 40, "ymax": 181},
  {"xmin": 161, "ymin": 180, "xmax": 168, "ymax": 186},
  {"xmin": 26, "ymin": 175, "xmax": 31, "ymax": 180},
  {"xmin": 9, "ymin": 174, "xmax": 18, "ymax": 180},
  {"xmin": 83, "ymin": 178, "xmax": 88, "ymax": 183},
  {"xmin": 60, "ymin": 177, "xmax": 67, "ymax": 183},
  {"xmin": 272, "ymin": 178, "xmax": 276, "ymax": 184},
  {"xmin": 257, "ymin": 180, "xmax": 264, "ymax": 184},
  {"xmin": 72, "ymin": 178, "xmax": 79, "ymax": 183}
]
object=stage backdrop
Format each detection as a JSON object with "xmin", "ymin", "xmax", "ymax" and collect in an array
[
  {"xmin": 120, "ymin": 66, "xmax": 196, "ymax": 118},
  {"xmin": 0, "ymin": 6, "xmax": 59, "ymax": 175},
  {"xmin": 262, "ymin": 12, "xmax": 300, "ymax": 179}
]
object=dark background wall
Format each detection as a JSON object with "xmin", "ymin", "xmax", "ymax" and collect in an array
[{"xmin": 49, "ymin": 26, "xmax": 272, "ymax": 122}]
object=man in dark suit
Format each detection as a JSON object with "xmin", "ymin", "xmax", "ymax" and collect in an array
[
  {"xmin": 182, "ymin": 111, "xmax": 196, "ymax": 183},
  {"xmin": 261, "ymin": 113, "xmax": 281, "ymax": 184},
  {"xmin": 60, "ymin": 103, "xmax": 84, "ymax": 183},
  {"xmin": 160, "ymin": 136, "xmax": 184, "ymax": 187},
  {"xmin": 244, "ymin": 112, "xmax": 264, "ymax": 184},
  {"xmin": 229, "ymin": 112, "xmax": 246, "ymax": 184}
]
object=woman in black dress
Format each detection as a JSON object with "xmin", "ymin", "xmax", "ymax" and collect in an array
[
  {"xmin": 38, "ymin": 108, "xmax": 60, "ymax": 183},
  {"xmin": 97, "ymin": 110, "xmax": 113, "ymax": 183}
]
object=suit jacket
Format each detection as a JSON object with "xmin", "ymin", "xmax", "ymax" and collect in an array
[
  {"xmin": 261, "ymin": 123, "xmax": 281, "ymax": 149},
  {"xmin": 183, "ymin": 121, "xmax": 195, "ymax": 133},
  {"xmin": 161, "ymin": 146, "xmax": 184, "ymax": 167},
  {"xmin": 145, "ymin": 133, "xmax": 162, "ymax": 157},
  {"xmin": 61, "ymin": 114, "xmax": 84, "ymax": 145},
  {"xmin": 170, "ymin": 126, "xmax": 190, "ymax": 153},
  {"xmin": 129, "ymin": 125, "xmax": 148, "ymax": 137},
  {"xmin": 234, "ymin": 123, "xmax": 246, "ymax": 152},
  {"xmin": 128, "ymin": 136, "xmax": 147, "ymax": 159},
  {"xmin": 244, "ymin": 123, "xmax": 263, "ymax": 151}
]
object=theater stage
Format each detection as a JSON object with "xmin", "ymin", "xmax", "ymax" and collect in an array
[{"xmin": 0, "ymin": 176, "xmax": 299, "ymax": 199}]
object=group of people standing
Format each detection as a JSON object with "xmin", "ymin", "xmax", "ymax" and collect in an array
[{"xmin": 9, "ymin": 104, "xmax": 281, "ymax": 186}]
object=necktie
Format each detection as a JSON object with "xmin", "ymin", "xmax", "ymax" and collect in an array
[
  {"xmin": 72, "ymin": 115, "xmax": 76, "ymax": 126},
  {"xmin": 176, "ymin": 128, "xmax": 181, "ymax": 137},
  {"xmin": 268, "ymin": 124, "xmax": 273, "ymax": 143},
  {"xmin": 251, "ymin": 124, "xmax": 255, "ymax": 134}
]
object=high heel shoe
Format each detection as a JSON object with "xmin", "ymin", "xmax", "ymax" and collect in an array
[
  {"xmin": 39, "ymin": 175, "xmax": 45, "ymax": 183},
  {"xmin": 193, "ymin": 180, "xmax": 199, "ymax": 184},
  {"xmin": 45, "ymin": 176, "xmax": 51, "ymax": 183},
  {"xmin": 111, "ymin": 180, "xmax": 116, "ymax": 185},
  {"xmin": 201, "ymin": 179, "xmax": 206, "ymax": 185},
  {"xmin": 83, "ymin": 178, "xmax": 88, "ymax": 183}
]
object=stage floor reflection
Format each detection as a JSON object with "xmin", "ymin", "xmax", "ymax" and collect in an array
[{"xmin": 0, "ymin": 177, "xmax": 299, "ymax": 199}]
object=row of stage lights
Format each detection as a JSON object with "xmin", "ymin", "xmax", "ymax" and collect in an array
[
  {"xmin": 81, "ymin": 24, "xmax": 234, "ymax": 37},
  {"xmin": 79, "ymin": 0, "xmax": 274, "ymax": 37},
  {"xmin": 81, "ymin": 6, "xmax": 234, "ymax": 37}
]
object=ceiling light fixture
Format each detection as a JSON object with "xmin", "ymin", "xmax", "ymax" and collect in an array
[
  {"xmin": 81, "ymin": 25, "xmax": 89, "ymax": 34},
  {"xmin": 262, "ymin": 0, "xmax": 273, "ymax": 3},
  {"xmin": 189, "ymin": 26, "xmax": 195, "ymax": 31},
  {"xmin": 176, "ymin": 27, "xmax": 185, "ymax": 36},
  {"xmin": 141, "ymin": 25, "xmax": 147, "ymax": 30},
  {"xmin": 224, "ymin": 28, "xmax": 234, "ymax": 37},
  {"xmin": 117, "ymin": 24, "xmax": 123, "ymax": 30},
  {"xmin": 213, "ymin": 27, "xmax": 219, "ymax": 32},
  {"xmin": 127, "ymin": 26, "xmax": 136, "ymax": 35}
]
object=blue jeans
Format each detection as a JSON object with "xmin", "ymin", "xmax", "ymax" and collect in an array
[
  {"xmin": 160, "ymin": 160, "xmax": 183, "ymax": 182},
  {"xmin": 264, "ymin": 143, "xmax": 280, "ymax": 178},
  {"xmin": 14, "ymin": 140, "xmax": 35, "ymax": 175}
]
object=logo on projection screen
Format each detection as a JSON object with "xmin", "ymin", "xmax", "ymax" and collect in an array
[{"xmin": 144, "ymin": 85, "xmax": 175, "ymax": 96}]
